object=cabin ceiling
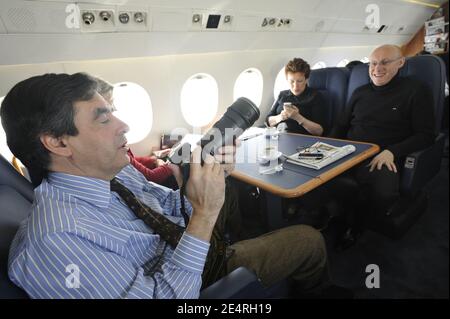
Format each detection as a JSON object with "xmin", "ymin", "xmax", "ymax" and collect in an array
[{"xmin": 0, "ymin": 0, "xmax": 446, "ymax": 65}]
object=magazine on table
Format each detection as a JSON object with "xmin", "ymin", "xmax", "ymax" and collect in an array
[{"xmin": 286, "ymin": 141, "xmax": 356, "ymax": 170}]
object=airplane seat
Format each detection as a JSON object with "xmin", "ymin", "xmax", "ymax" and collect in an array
[
  {"xmin": 344, "ymin": 55, "xmax": 446, "ymax": 239},
  {"xmin": 0, "ymin": 154, "xmax": 34, "ymax": 202},
  {"xmin": 0, "ymin": 154, "xmax": 33, "ymax": 298},
  {"xmin": 0, "ymin": 186, "xmax": 31, "ymax": 298},
  {"xmin": 200, "ymin": 268, "xmax": 289, "ymax": 299},
  {"xmin": 308, "ymin": 67, "xmax": 350, "ymax": 135}
]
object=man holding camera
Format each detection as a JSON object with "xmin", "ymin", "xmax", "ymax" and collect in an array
[{"xmin": 2, "ymin": 73, "xmax": 335, "ymax": 298}]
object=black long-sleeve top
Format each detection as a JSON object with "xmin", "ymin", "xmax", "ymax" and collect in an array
[
  {"xmin": 330, "ymin": 76, "xmax": 436, "ymax": 159},
  {"xmin": 265, "ymin": 86, "xmax": 328, "ymax": 135}
]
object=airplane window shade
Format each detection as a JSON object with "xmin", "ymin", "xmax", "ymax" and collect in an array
[
  {"xmin": 181, "ymin": 73, "xmax": 218, "ymax": 127},
  {"xmin": 112, "ymin": 82, "xmax": 153, "ymax": 144},
  {"xmin": 337, "ymin": 59, "xmax": 350, "ymax": 67},
  {"xmin": 273, "ymin": 67, "xmax": 289, "ymax": 100},
  {"xmin": 312, "ymin": 61, "xmax": 327, "ymax": 69},
  {"xmin": 233, "ymin": 68, "xmax": 263, "ymax": 107},
  {"xmin": 0, "ymin": 96, "xmax": 14, "ymax": 161}
]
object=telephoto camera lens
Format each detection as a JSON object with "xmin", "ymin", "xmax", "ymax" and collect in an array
[{"xmin": 168, "ymin": 97, "xmax": 260, "ymax": 176}]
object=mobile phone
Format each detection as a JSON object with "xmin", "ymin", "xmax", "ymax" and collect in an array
[{"xmin": 283, "ymin": 102, "xmax": 295, "ymax": 109}]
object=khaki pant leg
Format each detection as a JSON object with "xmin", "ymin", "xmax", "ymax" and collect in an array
[{"xmin": 226, "ymin": 225, "xmax": 328, "ymax": 292}]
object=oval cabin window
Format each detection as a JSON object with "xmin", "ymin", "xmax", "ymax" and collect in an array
[
  {"xmin": 0, "ymin": 96, "xmax": 14, "ymax": 161},
  {"xmin": 233, "ymin": 68, "xmax": 263, "ymax": 107},
  {"xmin": 112, "ymin": 82, "xmax": 153, "ymax": 144},
  {"xmin": 273, "ymin": 67, "xmax": 290, "ymax": 100},
  {"xmin": 181, "ymin": 73, "xmax": 218, "ymax": 127},
  {"xmin": 337, "ymin": 59, "xmax": 350, "ymax": 67},
  {"xmin": 312, "ymin": 61, "xmax": 327, "ymax": 69}
]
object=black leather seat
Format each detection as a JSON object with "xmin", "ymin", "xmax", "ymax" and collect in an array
[
  {"xmin": 0, "ymin": 154, "xmax": 32, "ymax": 298},
  {"xmin": 344, "ymin": 55, "xmax": 446, "ymax": 238}
]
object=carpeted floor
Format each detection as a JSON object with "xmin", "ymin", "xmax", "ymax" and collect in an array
[
  {"xmin": 237, "ymin": 153, "xmax": 449, "ymax": 299},
  {"xmin": 325, "ymin": 157, "xmax": 449, "ymax": 298}
]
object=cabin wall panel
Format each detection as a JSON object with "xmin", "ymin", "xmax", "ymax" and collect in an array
[
  {"xmin": 0, "ymin": 63, "xmax": 65, "ymax": 97},
  {"xmin": 0, "ymin": 15, "xmax": 6, "ymax": 34},
  {"xmin": 1, "ymin": 46, "xmax": 375, "ymax": 155}
]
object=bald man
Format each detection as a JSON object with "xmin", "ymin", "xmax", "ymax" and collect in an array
[{"xmin": 330, "ymin": 45, "xmax": 436, "ymax": 246}]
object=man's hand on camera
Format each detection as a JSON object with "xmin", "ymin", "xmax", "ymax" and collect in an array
[
  {"xmin": 213, "ymin": 143, "xmax": 239, "ymax": 176},
  {"xmin": 185, "ymin": 147, "xmax": 225, "ymax": 241}
]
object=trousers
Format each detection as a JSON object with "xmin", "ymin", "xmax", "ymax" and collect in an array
[
  {"xmin": 203, "ymin": 178, "xmax": 329, "ymax": 294},
  {"xmin": 328, "ymin": 157, "xmax": 401, "ymax": 228},
  {"xmin": 226, "ymin": 224, "xmax": 328, "ymax": 294}
]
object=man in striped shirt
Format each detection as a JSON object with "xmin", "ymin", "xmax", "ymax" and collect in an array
[{"xmin": 1, "ymin": 73, "xmax": 329, "ymax": 298}]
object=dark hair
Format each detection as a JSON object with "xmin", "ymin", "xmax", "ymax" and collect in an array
[
  {"xmin": 345, "ymin": 60, "xmax": 364, "ymax": 70},
  {"xmin": 95, "ymin": 77, "xmax": 114, "ymax": 98},
  {"xmin": 285, "ymin": 58, "xmax": 311, "ymax": 79},
  {"xmin": 0, "ymin": 72, "xmax": 98, "ymax": 186}
]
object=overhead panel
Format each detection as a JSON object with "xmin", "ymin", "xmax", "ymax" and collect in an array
[
  {"xmin": 312, "ymin": 0, "xmax": 349, "ymax": 19},
  {"xmin": 115, "ymin": 5, "xmax": 151, "ymax": 32},
  {"xmin": 151, "ymin": 9, "xmax": 189, "ymax": 32},
  {"xmin": 0, "ymin": 0, "xmax": 79, "ymax": 34},
  {"xmin": 0, "ymin": 14, "xmax": 6, "ymax": 34},
  {"xmin": 188, "ymin": 9, "xmax": 235, "ymax": 32}
]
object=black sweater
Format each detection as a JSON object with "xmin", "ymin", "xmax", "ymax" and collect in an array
[
  {"xmin": 266, "ymin": 86, "xmax": 328, "ymax": 135},
  {"xmin": 331, "ymin": 76, "xmax": 436, "ymax": 158}
]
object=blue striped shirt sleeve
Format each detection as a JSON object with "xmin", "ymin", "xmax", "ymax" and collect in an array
[{"xmin": 10, "ymin": 231, "xmax": 209, "ymax": 299}]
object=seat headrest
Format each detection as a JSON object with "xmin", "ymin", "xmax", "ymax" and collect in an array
[
  {"xmin": 309, "ymin": 67, "xmax": 350, "ymax": 127},
  {"xmin": 0, "ymin": 154, "xmax": 34, "ymax": 202}
]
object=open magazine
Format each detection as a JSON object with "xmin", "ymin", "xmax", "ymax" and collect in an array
[{"xmin": 286, "ymin": 141, "xmax": 356, "ymax": 170}]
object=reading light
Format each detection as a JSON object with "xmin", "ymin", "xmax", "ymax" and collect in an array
[
  {"xmin": 192, "ymin": 14, "xmax": 201, "ymax": 23},
  {"xmin": 269, "ymin": 18, "xmax": 276, "ymax": 26},
  {"xmin": 224, "ymin": 15, "xmax": 232, "ymax": 23},
  {"xmin": 119, "ymin": 12, "xmax": 130, "ymax": 24},
  {"xmin": 134, "ymin": 12, "xmax": 145, "ymax": 23},
  {"xmin": 261, "ymin": 18, "xmax": 268, "ymax": 27},
  {"xmin": 82, "ymin": 12, "xmax": 95, "ymax": 25},
  {"xmin": 99, "ymin": 11, "xmax": 111, "ymax": 22}
]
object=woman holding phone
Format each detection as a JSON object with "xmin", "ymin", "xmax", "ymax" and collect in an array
[{"xmin": 266, "ymin": 58, "xmax": 328, "ymax": 136}]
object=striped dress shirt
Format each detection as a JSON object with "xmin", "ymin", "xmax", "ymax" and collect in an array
[{"xmin": 8, "ymin": 165, "xmax": 210, "ymax": 299}]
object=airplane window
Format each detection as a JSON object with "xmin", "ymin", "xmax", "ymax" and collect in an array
[
  {"xmin": 112, "ymin": 82, "xmax": 153, "ymax": 144},
  {"xmin": 273, "ymin": 67, "xmax": 290, "ymax": 100},
  {"xmin": 312, "ymin": 61, "xmax": 327, "ymax": 70},
  {"xmin": 181, "ymin": 73, "xmax": 218, "ymax": 127},
  {"xmin": 337, "ymin": 59, "xmax": 350, "ymax": 67},
  {"xmin": 233, "ymin": 68, "xmax": 263, "ymax": 107},
  {"xmin": 0, "ymin": 96, "xmax": 14, "ymax": 161},
  {"xmin": 360, "ymin": 57, "xmax": 370, "ymax": 63}
]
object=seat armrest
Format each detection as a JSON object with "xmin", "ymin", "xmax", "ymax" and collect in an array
[
  {"xmin": 400, "ymin": 133, "xmax": 446, "ymax": 196},
  {"xmin": 199, "ymin": 267, "xmax": 265, "ymax": 299}
]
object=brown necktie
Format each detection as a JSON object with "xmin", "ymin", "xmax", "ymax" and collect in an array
[{"xmin": 110, "ymin": 178, "xmax": 185, "ymax": 248}]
